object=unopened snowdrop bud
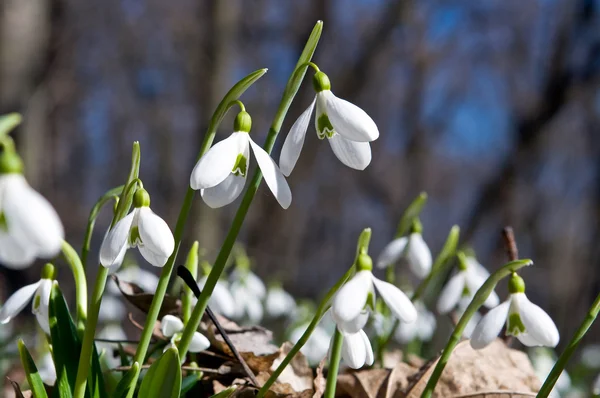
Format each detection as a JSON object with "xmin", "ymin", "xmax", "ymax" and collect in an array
[
  {"xmin": 470, "ymin": 273, "xmax": 559, "ymax": 350},
  {"xmin": 279, "ymin": 67, "xmax": 378, "ymax": 176},
  {"xmin": 190, "ymin": 109, "xmax": 291, "ymax": 209},
  {"xmin": 0, "ymin": 263, "xmax": 56, "ymax": 334},
  {"xmin": 0, "ymin": 150, "xmax": 64, "ymax": 269},
  {"xmin": 99, "ymin": 187, "xmax": 175, "ymax": 269}
]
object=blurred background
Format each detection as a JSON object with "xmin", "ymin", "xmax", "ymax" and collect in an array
[{"xmin": 1, "ymin": 0, "xmax": 600, "ymax": 366}]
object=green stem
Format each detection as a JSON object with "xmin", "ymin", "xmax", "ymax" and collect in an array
[
  {"xmin": 81, "ymin": 185, "xmax": 123, "ymax": 269},
  {"xmin": 182, "ymin": 241, "xmax": 199, "ymax": 324},
  {"xmin": 176, "ymin": 21, "xmax": 323, "ymax": 359},
  {"xmin": 0, "ymin": 112, "xmax": 22, "ymax": 137},
  {"xmin": 257, "ymin": 228, "xmax": 370, "ymax": 398},
  {"xmin": 61, "ymin": 241, "xmax": 87, "ymax": 333},
  {"xmin": 537, "ymin": 291, "xmax": 600, "ymax": 398},
  {"xmin": 420, "ymin": 259, "xmax": 533, "ymax": 398},
  {"xmin": 325, "ymin": 329, "xmax": 344, "ymax": 398},
  {"xmin": 73, "ymin": 142, "xmax": 141, "ymax": 398}
]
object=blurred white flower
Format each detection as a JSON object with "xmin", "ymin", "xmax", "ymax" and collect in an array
[
  {"xmin": 279, "ymin": 71, "xmax": 378, "ymax": 175},
  {"xmin": 530, "ymin": 348, "xmax": 571, "ymax": 397},
  {"xmin": 470, "ymin": 275, "xmax": 559, "ymax": 350},
  {"xmin": 0, "ymin": 173, "xmax": 64, "ymax": 268},
  {"xmin": 581, "ymin": 344, "xmax": 600, "ymax": 369},
  {"xmin": 107, "ymin": 265, "xmax": 159, "ymax": 294},
  {"xmin": 594, "ymin": 373, "xmax": 600, "ymax": 396},
  {"xmin": 265, "ymin": 285, "xmax": 296, "ymax": 318},
  {"xmin": 98, "ymin": 295, "xmax": 126, "ymax": 323},
  {"xmin": 0, "ymin": 278, "xmax": 53, "ymax": 334},
  {"xmin": 99, "ymin": 188, "xmax": 174, "ymax": 270},
  {"xmin": 290, "ymin": 322, "xmax": 331, "ymax": 365},
  {"xmin": 395, "ymin": 301, "xmax": 436, "ymax": 344},
  {"xmin": 437, "ymin": 256, "xmax": 499, "ymax": 314},
  {"xmin": 376, "ymin": 233, "xmax": 432, "ymax": 279},
  {"xmin": 97, "ymin": 324, "xmax": 127, "ymax": 369},
  {"xmin": 456, "ymin": 297, "xmax": 481, "ymax": 339},
  {"xmin": 161, "ymin": 315, "xmax": 210, "ymax": 353},
  {"xmin": 332, "ymin": 269, "xmax": 417, "ymax": 334},
  {"xmin": 37, "ymin": 352, "xmax": 56, "ymax": 386},
  {"xmin": 190, "ymin": 112, "xmax": 291, "ymax": 209},
  {"xmin": 197, "ymin": 276, "xmax": 236, "ymax": 319},
  {"xmin": 229, "ymin": 269, "xmax": 266, "ymax": 323}
]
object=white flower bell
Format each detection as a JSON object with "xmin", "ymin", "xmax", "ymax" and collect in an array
[
  {"xmin": 437, "ymin": 253, "xmax": 499, "ymax": 314},
  {"xmin": 290, "ymin": 321, "xmax": 331, "ymax": 366},
  {"xmin": 37, "ymin": 352, "xmax": 56, "ymax": 386},
  {"xmin": 99, "ymin": 188, "xmax": 174, "ymax": 269},
  {"xmin": 337, "ymin": 328, "xmax": 374, "ymax": 369},
  {"xmin": 197, "ymin": 275, "xmax": 236, "ymax": 319},
  {"xmin": 265, "ymin": 284, "xmax": 296, "ymax": 318},
  {"xmin": 470, "ymin": 273, "xmax": 559, "ymax": 350},
  {"xmin": 332, "ymin": 253, "xmax": 417, "ymax": 333},
  {"xmin": 279, "ymin": 70, "xmax": 378, "ymax": 175},
  {"xmin": 0, "ymin": 151, "xmax": 63, "ymax": 269},
  {"xmin": 376, "ymin": 232, "xmax": 432, "ymax": 279},
  {"xmin": 161, "ymin": 315, "xmax": 210, "ymax": 353},
  {"xmin": 229, "ymin": 268, "xmax": 266, "ymax": 324},
  {"xmin": 395, "ymin": 300, "xmax": 436, "ymax": 344},
  {"xmin": 190, "ymin": 111, "xmax": 291, "ymax": 209},
  {"xmin": 0, "ymin": 264, "xmax": 55, "ymax": 334}
]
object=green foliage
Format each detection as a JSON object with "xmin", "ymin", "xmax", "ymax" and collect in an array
[
  {"xmin": 138, "ymin": 347, "xmax": 181, "ymax": 398},
  {"xmin": 112, "ymin": 362, "xmax": 139, "ymax": 398},
  {"xmin": 17, "ymin": 340, "xmax": 48, "ymax": 398},
  {"xmin": 395, "ymin": 192, "xmax": 428, "ymax": 238}
]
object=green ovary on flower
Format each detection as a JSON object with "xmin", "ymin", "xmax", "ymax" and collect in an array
[
  {"xmin": 507, "ymin": 312, "xmax": 526, "ymax": 335},
  {"xmin": 0, "ymin": 212, "xmax": 7, "ymax": 232},
  {"xmin": 317, "ymin": 114, "xmax": 335, "ymax": 139},
  {"xmin": 366, "ymin": 291, "xmax": 376, "ymax": 311},
  {"xmin": 461, "ymin": 286, "xmax": 470, "ymax": 297},
  {"xmin": 129, "ymin": 226, "xmax": 142, "ymax": 246},
  {"xmin": 232, "ymin": 154, "xmax": 248, "ymax": 177}
]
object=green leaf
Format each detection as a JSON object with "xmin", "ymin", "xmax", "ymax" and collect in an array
[
  {"xmin": 17, "ymin": 340, "xmax": 49, "ymax": 398},
  {"xmin": 209, "ymin": 386, "xmax": 237, "ymax": 398},
  {"xmin": 395, "ymin": 192, "xmax": 428, "ymax": 237},
  {"xmin": 138, "ymin": 347, "xmax": 181, "ymax": 398},
  {"xmin": 112, "ymin": 362, "xmax": 139, "ymax": 398},
  {"xmin": 0, "ymin": 113, "xmax": 22, "ymax": 137},
  {"xmin": 180, "ymin": 372, "xmax": 202, "ymax": 395}
]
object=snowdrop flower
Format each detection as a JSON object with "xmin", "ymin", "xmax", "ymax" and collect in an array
[
  {"xmin": 290, "ymin": 322, "xmax": 331, "ymax": 365},
  {"xmin": 337, "ymin": 328, "xmax": 374, "ymax": 369},
  {"xmin": 377, "ymin": 232, "xmax": 432, "ymax": 279},
  {"xmin": 279, "ymin": 69, "xmax": 378, "ymax": 175},
  {"xmin": 99, "ymin": 187, "xmax": 174, "ymax": 269},
  {"xmin": 0, "ymin": 265, "xmax": 55, "ymax": 334},
  {"xmin": 265, "ymin": 284, "xmax": 296, "ymax": 318},
  {"xmin": 437, "ymin": 253, "xmax": 499, "ymax": 314},
  {"xmin": 98, "ymin": 295, "xmax": 126, "ymax": 323},
  {"xmin": 198, "ymin": 275, "xmax": 236, "ymax": 319},
  {"xmin": 190, "ymin": 110, "xmax": 291, "ymax": 209},
  {"xmin": 332, "ymin": 253, "xmax": 417, "ymax": 333},
  {"xmin": 229, "ymin": 268, "xmax": 266, "ymax": 323},
  {"xmin": 395, "ymin": 300, "xmax": 436, "ymax": 344},
  {"xmin": 37, "ymin": 352, "xmax": 56, "ymax": 386},
  {"xmin": 161, "ymin": 315, "xmax": 210, "ymax": 353},
  {"xmin": 530, "ymin": 348, "xmax": 571, "ymax": 397},
  {"xmin": 0, "ymin": 151, "xmax": 63, "ymax": 269},
  {"xmin": 470, "ymin": 273, "xmax": 559, "ymax": 350}
]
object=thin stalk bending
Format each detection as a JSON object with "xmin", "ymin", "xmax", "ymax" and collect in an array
[
  {"xmin": 420, "ymin": 259, "xmax": 533, "ymax": 398},
  {"xmin": 61, "ymin": 241, "xmax": 87, "ymax": 332}
]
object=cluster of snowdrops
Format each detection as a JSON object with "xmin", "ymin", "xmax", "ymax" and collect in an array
[{"xmin": 0, "ymin": 21, "xmax": 598, "ymax": 398}]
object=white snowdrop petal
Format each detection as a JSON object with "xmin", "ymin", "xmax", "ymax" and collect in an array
[
  {"xmin": 245, "ymin": 296, "xmax": 264, "ymax": 324},
  {"xmin": 99, "ymin": 295, "xmax": 126, "ymax": 323},
  {"xmin": 517, "ymin": 333, "xmax": 541, "ymax": 347},
  {"xmin": 332, "ymin": 271, "xmax": 372, "ymax": 323},
  {"xmin": 437, "ymin": 273, "xmax": 466, "ymax": 314},
  {"xmin": 470, "ymin": 300, "xmax": 511, "ymax": 349},
  {"xmin": 395, "ymin": 320, "xmax": 417, "ymax": 344},
  {"xmin": 189, "ymin": 332, "xmax": 211, "ymax": 353},
  {"xmin": 341, "ymin": 331, "xmax": 367, "ymax": 369},
  {"xmin": 138, "ymin": 244, "xmax": 170, "ymax": 268},
  {"xmin": 280, "ymin": 98, "xmax": 315, "ymax": 176},
  {"xmin": 137, "ymin": 207, "xmax": 174, "ymax": 266},
  {"xmin": 516, "ymin": 294, "xmax": 560, "ymax": 347},
  {"xmin": 4, "ymin": 175, "xmax": 64, "ymax": 257},
  {"xmin": 201, "ymin": 173, "xmax": 246, "ymax": 208},
  {"xmin": 190, "ymin": 133, "xmax": 245, "ymax": 190},
  {"xmin": 376, "ymin": 237, "xmax": 408, "ymax": 268},
  {"xmin": 372, "ymin": 276, "xmax": 417, "ymax": 323},
  {"xmin": 483, "ymin": 290, "xmax": 500, "ymax": 309},
  {"xmin": 0, "ymin": 281, "xmax": 41, "ymax": 324},
  {"xmin": 249, "ymin": 139, "xmax": 292, "ymax": 209},
  {"xmin": 209, "ymin": 280, "xmax": 237, "ymax": 318},
  {"xmin": 0, "ymin": 232, "xmax": 37, "ymax": 269},
  {"xmin": 161, "ymin": 315, "xmax": 184, "ymax": 337},
  {"xmin": 407, "ymin": 233, "xmax": 432, "ymax": 279},
  {"xmin": 360, "ymin": 330, "xmax": 374, "ymax": 366},
  {"xmin": 245, "ymin": 272, "xmax": 267, "ymax": 298},
  {"xmin": 332, "ymin": 309, "xmax": 369, "ymax": 334},
  {"xmin": 99, "ymin": 212, "xmax": 135, "ymax": 268},
  {"xmin": 37, "ymin": 352, "xmax": 57, "ymax": 386},
  {"xmin": 593, "ymin": 374, "xmax": 600, "ymax": 395},
  {"xmin": 32, "ymin": 279, "xmax": 52, "ymax": 334},
  {"xmin": 322, "ymin": 91, "xmax": 379, "ymax": 142},
  {"xmin": 327, "ymin": 134, "xmax": 372, "ymax": 170}
]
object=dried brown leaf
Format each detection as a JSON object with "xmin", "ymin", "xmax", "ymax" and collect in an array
[
  {"xmin": 313, "ymin": 359, "xmax": 327, "ymax": 398},
  {"xmin": 113, "ymin": 275, "xmax": 180, "ymax": 317}
]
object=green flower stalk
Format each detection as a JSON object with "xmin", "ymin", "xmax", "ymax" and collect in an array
[
  {"xmin": 325, "ymin": 329, "xmax": 344, "ymax": 398},
  {"xmin": 60, "ymin": 241, "xmax": 87, "ymax": 332},
  {"xmin": 420, "ymin": 259, "xmax": 533, "ymax": 398},
  {"xmin": 537, "ymin": 291, "xmax": 600, "ymax": 398},
  {"xmin": 182, "ymin": 242, "xmax": 199, "ymax": 324},
  {"xmin": 176, "ymin": 20, "xmax": 323, "ymax": 360}
]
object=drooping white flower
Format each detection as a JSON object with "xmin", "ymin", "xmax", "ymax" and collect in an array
[
  {"xmin": 470, "ymin": 273, "xmax": 559, "ymax": 350},
  {"xmin": 530, "ymin": 348, "xmax": 571, "ymax": 396},
  {"xmin": 0, "ymin": 277, "xmax": 54, "ymax": 334},
  {"xmin": 37, "ymin": 352, "xmax": 56, "ymax": 386},
  {"xmin": 376, "ymin": 232, "xmax": 432, "ymax": 279},
  {"xmin": 265, "ymin": 285, "xmax": 296, "ymax": 318},
  {"xmin": 437, "ymin": 254, "xmax": 499, "ymax": 314},
  {"xmin": 290, "ymin": 322, "xmax": 331, "ymax": 366},
  {"xmin": 0, "ymin": 171, "xmax": 64, "ymax": 269},
  {"xmin": 161, "ymin": 315, "xmax": 210, "ymax": 353},
  {"xmin": 190, "ymin": 111, "xmax": 291, "ymax": 209},
  {"xmin": 336, "ymin": 328, "xmax": 374, "ymax": 369},
  {"xmin": 229, "ymin": 269, "xmax": 266, "ymax": 324},
  {"xmin": 332, "ymin": 260, "xmax": 417, "ymax": 334},
  {"xmin": 197, "ymin": 276, "xmax": 236, "ymax": 319},
  {"xmin": 99, "ymin": 188, "xmax": 174, "ymax": 269},
  {"xmin": 395, "ymin": 300, "xmax": 436, "ymax": 344},
  {"xmin": 279, "ymin": 71, "xmax": 378, "ymax": 175},
  {"xmin": 581, "ymin": 344, "xmax": 600, "ymax": 369}
]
